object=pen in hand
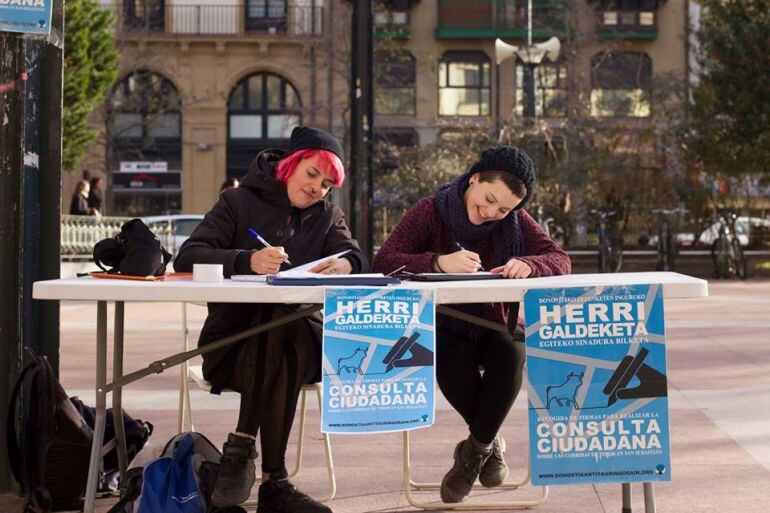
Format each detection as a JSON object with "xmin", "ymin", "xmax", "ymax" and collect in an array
[
  {"xmin": 248, "ymin": 228, "xmax": 292, "ymax": 266},
  {"xmin": 453, "ymin": 241, "xmax": 484, "ymax": 271}
]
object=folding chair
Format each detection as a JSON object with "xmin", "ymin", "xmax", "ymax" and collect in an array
[
  {"xmin": 401, "ymin": 430, "xmax": 548, "ymax": 510},
  {"xmin": 401, "ymin": 362, "xmax": 548, "ymax": 509},
  {"xmin": 177, "ymin": 303, "xmax": 336, "ymax": 505}
]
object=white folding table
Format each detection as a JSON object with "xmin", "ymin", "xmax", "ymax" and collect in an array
[{"xmin": 33, "ymin": 271, "xmax": 707, "ymax": 513}]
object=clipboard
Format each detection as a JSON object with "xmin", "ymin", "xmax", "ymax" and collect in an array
[
  {"xmin": 266, "ymin": 275, "xmax": 400, "ymax": 286},
  {"xmin": 406, "ymin": 272, "xmax": 503, "ymax": 282},
  {"xmin": 88, "ymin": 272, "xmax": 193, "ymax": 282}
]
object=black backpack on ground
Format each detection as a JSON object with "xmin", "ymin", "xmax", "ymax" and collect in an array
[
  {"xmin": 7, "ymin": 351, "xmax": 92, "ymax": 512},
  {"xmin": 7, "ymin": 350, "xmax": 154, "ymax": 512},
  {"xmin": 93, "ymin": 218, "xmax": 172, "ymax": 277},
  {"xmin": 70, "ymin": 397, "xmax": 154, "ymax": 488}
]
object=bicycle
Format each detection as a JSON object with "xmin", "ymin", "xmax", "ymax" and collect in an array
[
  {"xmin": 652, "ymin": 208, "xmax": 688, "ymax": 272},
  {"xmin": 711, "ymin": 212, "xmax": 748, "ymax": 280},
  {"xmin": 591, "ymin": 209, "xmax": 623, "ymax": 273},
  {"xmin": 536, "ymin": 206, "xmax": 569, "ymax": 248}
]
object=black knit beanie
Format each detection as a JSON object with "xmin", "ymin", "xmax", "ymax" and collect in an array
[
  {"xmin": 468, "ymin": 145, "xmax": 535, "ymax": 210},
  {"xmin": 289, "ymin": 126, "xmax": 344, "ymax": 162}
]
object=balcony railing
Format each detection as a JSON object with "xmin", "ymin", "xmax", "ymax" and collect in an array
[
  {"xmin": 436, "ymin": 0, "xmax": 568, "ymax": 38},
  {"xmin": 62, "ymin": 215, "xmax": 174, "ymax": 259},
  {"xmin": 104, "ymin": 2, "xmax": 324, "ymax": 38}
]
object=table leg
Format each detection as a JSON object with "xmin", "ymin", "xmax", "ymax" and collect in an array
[
  {"xmin": 84, "ymin": 301, "xmax": 108, "ymax": 513},
  {"xmin": 622, "ymin": 483, "xmax": 632, "ymax": 513},
  {"xmin": 112, "ymin": 301, "xmax": 128, "ymax": 477},
  {"xmin": 643, "ymin": 482, "xmax": 656, "ymax": 513}
]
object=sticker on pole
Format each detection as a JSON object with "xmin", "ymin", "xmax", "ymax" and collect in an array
[
  {"xmin": 524, "ymin": 284, "xmax": 670, "ymax": 485},
  {"xmin": 321, "ymin": 288, "xmax": 435, "ymax": 434}
]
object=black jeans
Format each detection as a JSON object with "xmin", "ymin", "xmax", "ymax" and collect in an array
[
  {"xmin": 226, "ymin": 305, "xmax": 322, "ymax": 474},
  {"xmin": 436, "ymin": 327, "xmax": 525, "ymax": 444}
]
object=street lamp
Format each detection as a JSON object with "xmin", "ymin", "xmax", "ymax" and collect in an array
[{"xmin": 494, "ymin": 0, "xmax": 561, "ymax": 121}]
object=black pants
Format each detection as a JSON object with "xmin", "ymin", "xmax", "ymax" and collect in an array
[
  {"xmin": 226, "ymin": 305, "xmax": 322, "ymax": 474},
  {"xmin": 436, "ymin": 327, "xmax": 525, "ymax": 444}
]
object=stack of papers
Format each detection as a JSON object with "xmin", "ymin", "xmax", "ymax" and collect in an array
[{"xmin": 231, "ymin": 250, "xmax": 390, "ymax": 282}]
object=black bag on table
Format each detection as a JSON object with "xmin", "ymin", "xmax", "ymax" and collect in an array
[{"xmin": 93, "ymin": 218, "xmax": 172, "ymax": 277}]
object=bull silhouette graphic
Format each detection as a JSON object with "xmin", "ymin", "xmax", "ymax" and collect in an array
[
  {"xmin": 337, "ymin": 347, "xmax": 368, "ymax": 375},
  {"xmin": 545, "ymin": 372, "xmax": 584, "ymax": 409}
]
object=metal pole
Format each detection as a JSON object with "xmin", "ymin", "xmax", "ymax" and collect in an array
[
  {"xmin": 0, "ymin": 31, "xmax": 24, "ymax": 494},
  {"xmin": 523, "ymin": 0, "xmax": 536, "ymax": 118},
  {"xmin": 495, "ymin": 61, "xmax": 501, "ymax": 134},
  {"xmin": 622, "ymin": 483, "xmax": 632, "ymax": 513},
  {"xmin": 349, "ymin": 0, "xmax": 374, "ymax": 260},
  {"xmin": 0, "ymin": 0, "xmax": 63, "ymax": 491}
]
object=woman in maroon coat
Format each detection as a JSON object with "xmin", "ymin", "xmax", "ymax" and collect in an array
[{"xmin": 373, "ymin": 146, "xmax": 571, "ymax": 503}]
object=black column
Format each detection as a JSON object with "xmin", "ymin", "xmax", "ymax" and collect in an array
[
  {"xmin": 349, "ymin": 0, "xmax": 374, "ymax": 260},
  {"xmin": 0, "ymin": 0, "xmax": 63, "ymax": 491}
]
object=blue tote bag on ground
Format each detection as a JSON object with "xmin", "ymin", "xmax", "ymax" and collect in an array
[{"xmin": 138, "ymin": 433, "xmax": 206, "ymax": 513}]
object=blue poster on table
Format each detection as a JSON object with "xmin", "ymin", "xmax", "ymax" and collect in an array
[
  {"xmin": 0, "ymin": 0, "xmax": 52, "ymax": 35},
  {"xmin": 524, "ymin": 284, "xmax": 670, "ymax": 485},
  {"xmin": 321, "ymin": 288, "xmax": 435, "ymax": 434}
]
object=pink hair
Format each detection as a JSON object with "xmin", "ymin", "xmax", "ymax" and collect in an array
[{"xmin": 275, "ymin": 149, "xmax": 345, "ymax": 186}]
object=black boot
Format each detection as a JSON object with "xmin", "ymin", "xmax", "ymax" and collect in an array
[
  {"xmin": 257, "ymin": 478, "xmax": 332, "ymax": 513},
  {"xmin": 211, "ymin": 433, "xmax": 258, "ymax": 507},
  {"xmin": 479, "ymin": 434, "xmax": 508, "ymax": 487},
  {"xmin": 440, "ymin": 437, "xmax": 491, "ymax": 503}
]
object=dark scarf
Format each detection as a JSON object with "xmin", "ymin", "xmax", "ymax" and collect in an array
[{"xmin": 434, "ymin": 171, "xmax": 524, "ymax": 268}]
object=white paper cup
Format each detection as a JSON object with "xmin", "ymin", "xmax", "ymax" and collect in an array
[{"xmin": 193, "ymin": 263, "xmax": 223, "ymax": 283}]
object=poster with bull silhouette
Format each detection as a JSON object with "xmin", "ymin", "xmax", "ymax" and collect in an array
[
  {"xmin": 321, "ymin": 288, "xmax": 436, "ymax": 434},
  {"xmin": 524, "ymin": 284, "xmax": 670, "ymax": 485}
]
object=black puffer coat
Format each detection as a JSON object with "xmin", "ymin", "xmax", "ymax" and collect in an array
[{"xmin": 174, "ymin": 149, "xmax": 367, "ymax": 390}]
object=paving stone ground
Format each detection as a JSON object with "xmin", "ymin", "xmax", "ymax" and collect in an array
[{"xmin": 4, "ymin": 279, "xmax": 770, "ymax": 512}]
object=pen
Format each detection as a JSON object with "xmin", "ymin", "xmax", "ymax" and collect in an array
[
  {"xmin": 452, "ymin": 241, "xmax": 484, "ymax": 271},
  {"xmin": 248, "ymin": 228, "xmax": 292, "ymax": 266}
]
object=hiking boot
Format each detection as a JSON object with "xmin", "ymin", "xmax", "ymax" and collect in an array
[
  {"xmin": 479, "ymin": 434, "xmax": 508, "ymax": 488},
  {"xmin": 440, "ymin": 437, "xmax": 491, "ymax": 503},
  {"xmin": 211, "ymin": 433, "xmax": 258, "ymax": 507},
  {"xmin": 257, "ymin": 479, "xmax": 332, "ymax": 513}
]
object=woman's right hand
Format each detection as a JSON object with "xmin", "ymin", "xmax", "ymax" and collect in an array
[
  {"xmin": 435, "ymin": 250, "xmax": 482, "ymax": 273},
  {"xmin": 250, "ymin": 247, "xmax": 288, "ymax": 275}
]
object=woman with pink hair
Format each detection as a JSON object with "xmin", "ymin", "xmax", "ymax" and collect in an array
[{"xmin": 175, "ymin": 127, "xmax": 366, "ymax": 513}]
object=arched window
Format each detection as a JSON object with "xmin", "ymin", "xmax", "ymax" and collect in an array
[
  {"xmin": 227, "ymin": 72, "xmax": 302, "ymax": 178},
  {"xmin": 590, "ymin": 51, "xmax": 652, "ymax": 117},
  {"xmin": 107, "ymin": 71, "xmax": 182, "ymax": 216}
]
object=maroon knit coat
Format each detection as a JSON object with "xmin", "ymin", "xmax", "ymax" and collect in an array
[{"xmin": 372, "ymin": 197, "xmax": 572, "ymax": 328}]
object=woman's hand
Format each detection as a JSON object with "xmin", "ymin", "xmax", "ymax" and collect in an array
[
  {"xmin": 491, "ymin": 258, "xmax": 532, "ymax": 279},
  {"xmin": 250, "ymin": 247, "xmax": 288, "ymax": 275},
  {"xmin": 436, "ymin": 250, "xmax": 482, "ymax": 273},
  {"xmin": 310, "ymin": 257, "xmax": 353, "ymax": 275}
]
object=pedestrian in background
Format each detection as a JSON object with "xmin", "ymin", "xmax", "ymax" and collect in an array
[
  {"xmin": 69, "ymin": 180, "xmax": 90, "ymax": 216},
  {"xmin": 88, "ymin": 176, "xmax": 105, "ymax": 217}
]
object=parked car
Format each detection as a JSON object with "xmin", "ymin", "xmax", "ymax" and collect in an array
[
  {"xmin": 647, "ymin": 216, "xmax": 770, "ymax": 248},
  {"xmin": 141, "ymin": 214, "xmax": 204, "ymax": 255},
  {"xmin": 697, "ymin": 216, "xmax": 770, "ymax": 247}
]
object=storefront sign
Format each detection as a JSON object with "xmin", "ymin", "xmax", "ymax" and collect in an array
[
  {"xmin": 119, "ymin": 161, "xmax": 168, "ymax": 172},
  {"xmin": 112, "ymin": 171, "xmax": 181, "ymax": 191}
]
